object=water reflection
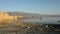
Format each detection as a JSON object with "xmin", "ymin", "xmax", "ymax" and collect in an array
[{"xmin": 20, "ymin": 17, "xmax": 60, "ymax": 24}]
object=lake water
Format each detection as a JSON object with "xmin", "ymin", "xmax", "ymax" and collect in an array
[{"xmin": 20, "ymin": 17, "xmax": 60, "ymax": 24}]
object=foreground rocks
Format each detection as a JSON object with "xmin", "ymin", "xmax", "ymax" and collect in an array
[{"xmin": 0, "ymin": 22, "xmax": 60, "ymax": 34}]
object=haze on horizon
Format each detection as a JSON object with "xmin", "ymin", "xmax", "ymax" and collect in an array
[{"xmin": 0, "ymin": 0, "xmax": 60, "ymax": 15}]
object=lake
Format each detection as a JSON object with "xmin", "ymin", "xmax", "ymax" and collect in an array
[{"xmin": 20, "ymin": 17, "xmax": 60, "ymax": 24}]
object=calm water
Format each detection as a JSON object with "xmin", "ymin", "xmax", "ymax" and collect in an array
[{"xmin": 20, "ymin": 17, "xmax": 60, "ymax": 24}]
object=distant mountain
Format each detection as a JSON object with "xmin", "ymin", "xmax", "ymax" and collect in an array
[
  {"xmin": 8, "ymin": 12, "xmax": 39, "ymax": 16},
  {"xmin": 7, "ymin": 12, "xmax": 60, "ymax": 17}
]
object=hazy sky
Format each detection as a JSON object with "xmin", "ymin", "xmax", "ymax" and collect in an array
[{"xmin": 0, "ymin": 0, "xmax": 60, "ymax": 15}]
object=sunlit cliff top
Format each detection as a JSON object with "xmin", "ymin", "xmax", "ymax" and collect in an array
[{"xmin": 0, "ymin": 11, "xmax": 17, "ymax": 23}]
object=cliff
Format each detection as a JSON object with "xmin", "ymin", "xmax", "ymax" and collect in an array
[{"xmin": 0, "ymin": 11, "xmax": 17, "ymax": 24}]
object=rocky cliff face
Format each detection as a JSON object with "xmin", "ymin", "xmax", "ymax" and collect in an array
[{"xmin": 0, "ymin": 12, "xmax": 17, "ymax": 24}]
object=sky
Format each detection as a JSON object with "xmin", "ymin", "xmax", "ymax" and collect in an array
[{"xmin": 0, "ymin": 0, "xmax": 60, "ymax": 15}]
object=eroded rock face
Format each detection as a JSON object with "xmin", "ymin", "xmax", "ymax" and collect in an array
[{"xmin": 0, "ymin": 11, "xmax": 17, "ymax": 24}]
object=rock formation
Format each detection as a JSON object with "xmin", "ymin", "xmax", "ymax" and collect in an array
[{"xmin": 0, "ymin": 11, "xmax": 17, "ymax": 25}]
